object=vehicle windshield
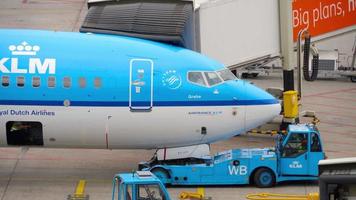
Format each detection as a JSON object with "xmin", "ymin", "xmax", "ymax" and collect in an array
[
  {"xmin": 137, "ymin": 184, "xmax": 166, "ymax": 200},
  {"xmin": 282, "ymin": 133, "xmax": 308, "ymax": 157},
  {"xmin": 217, "ymin": 69, "xmax": 237, "ymax": 81}
]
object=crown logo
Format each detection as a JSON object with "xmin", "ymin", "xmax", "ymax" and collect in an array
[{"xmin": 8, "ymin": 42, "xmax": 40, "ymax": 56}]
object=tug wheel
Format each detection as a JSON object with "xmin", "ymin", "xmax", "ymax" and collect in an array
[
  {"xmin": 253, "ymin": 168, "xmax": 276, "ymax": 188},
  {"xmin": 151, "ymin": 168, "xmax": 170, "ymax": 185}
]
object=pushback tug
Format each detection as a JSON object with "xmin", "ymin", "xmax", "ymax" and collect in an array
[
  {"xmin": 142, "ymin": 123, "xmax": 325, "ymax": 187},
  {"xmin": 141, "ymin": 91, "xmax": 325, "ymax": 188},
  {"xmin": 112, "ymin": 171, "xmax": 172, "ymax": 200}
]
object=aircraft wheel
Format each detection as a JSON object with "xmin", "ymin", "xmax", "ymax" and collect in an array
[
  {"xmin": 253, "ymin": 168, "xmax": 276, "ymax": 188},
  {"xmin": 151, "ymin": 168, "xmax": 170, "ymax": 185},
  {"xmin": 351, "ymin": 76, "xmax": 356, "ymax": 83}
]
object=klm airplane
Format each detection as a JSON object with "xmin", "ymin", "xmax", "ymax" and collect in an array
[{"xmin": 0, "ymin": 29, "xmax": 280, "ymax": 152}]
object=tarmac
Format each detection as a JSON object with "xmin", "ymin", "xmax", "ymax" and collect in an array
[{"xmin": 0, "ymin": 1, "xmax": 356, "ymax": 200}]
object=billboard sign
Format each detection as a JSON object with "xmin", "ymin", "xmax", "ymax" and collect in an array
[{"xmin": 292, "ymin": 0, "xmax": 356, "ymax": 41}]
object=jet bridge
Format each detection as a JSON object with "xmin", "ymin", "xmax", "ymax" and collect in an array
[
  {"xmin": 81, "ymin": 0, "xmax": 281, "ymax": 70},
  {"xmin": 81, "ymin": 0, "xmax": 196, "ymax": 49}
]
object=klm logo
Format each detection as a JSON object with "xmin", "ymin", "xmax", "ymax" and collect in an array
[
  {"xmin": 0, "ymin": 42, "xmax": 56, "ymax": 74},
  {"xmin": 289, "ymin": 161, "xmax": 302, "ymax": 169}
]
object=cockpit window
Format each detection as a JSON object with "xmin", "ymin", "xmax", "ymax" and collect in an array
[
  {"xmin": 217, "ymin": 69, "xmax": 237, "ymax": 81},
  {"xmin": 204, "ymin": 72, "xmax": 223, "ymax": 86},
  {"xmin": 188, "ymin": 69, "xmax": 236, "ymax": 87},
  {"xmin": 188, "ymin": 72, "xmax": 207, "ymax": 86}
]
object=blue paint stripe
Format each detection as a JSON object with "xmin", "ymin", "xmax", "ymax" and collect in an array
[
  {"xmin": 0, "ymin": 99, "xmax": 278, "ymax": 107},
  {"xmin": 155, "ymin": 100, "xmax": 278, "ymax": 106}
]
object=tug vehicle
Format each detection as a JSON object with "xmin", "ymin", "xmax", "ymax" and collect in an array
[
  {"xmin": 112, "ymin": 171, "xmax": 171, "ymax": 200},
  {"xmin": 142, "ymin": 124, "xmax": 325, "ymax": 188}
]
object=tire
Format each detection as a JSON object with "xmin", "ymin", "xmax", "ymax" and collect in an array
[
  {"xmin": 151, "ymin": 168, "xmax": 170, "ymax": 185},
  {"xmin": 351, "ymin": 76, "xmax": 356, "ymax": 83},
  {"xmin": 253, "ymin": 168, "xmax": 276, "ymax": 188}
]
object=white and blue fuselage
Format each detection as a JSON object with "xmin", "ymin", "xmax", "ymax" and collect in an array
[{"xmin": 0, "ymin": 29, "xmax": 280, "ymax": 149}]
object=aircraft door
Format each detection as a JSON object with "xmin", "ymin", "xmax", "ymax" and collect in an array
[
  {"xmin": 6, "ymin": 121, "xmax": 44, "ymax": 146},
  {"xmin": 129, "ymin": 59, "xmax": 153, "ymax": 111}
]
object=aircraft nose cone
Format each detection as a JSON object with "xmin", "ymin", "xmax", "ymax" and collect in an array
[
  {"xmin": 242, "ymin": 81, "xmax": 281, "ymax": 131},
  {"xmin": 242, "ymin": 81, "xmax": 279, "ymax": 104}
]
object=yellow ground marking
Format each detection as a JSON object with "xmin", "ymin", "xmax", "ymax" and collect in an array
[{"xmin": 75, "ymin": 180, "xmax": 86, "ymax": 198}]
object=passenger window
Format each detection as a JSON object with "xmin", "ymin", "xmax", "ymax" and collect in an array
[
  {"xmin": 79, "ymin": 77, "xmax": 86, "ymax": 88},
  {"xmin": 204, "ymin": 72, "xmax": 223, "ymax": 86},
  {"xmin": 32, "ymin": 77, "xmax": 40, "ymax": 88},
  {"xmin": 282, "ymin": 133, "xmax": 308, "ymax": 157},
  {"xmin": 311, "ymin": 133, "xmax": 322, "ymax": 152},
  {"xmin": 63, "ymin": 77, "xmax": 71, "ymax": 88},
  {"xmin": 48, "ymin": 76, "xmax": 56, "ymax": 88},
  {"xmin": 17, "ymin": 76, "xmax": 25, "ymax": 87},
  {"xmin": 217, "ymin": 69, "xmax": 237, "ymax": 81},
  {"xmin": 188, "ymin": 72, "xmax": 206, "ymax": 86},
  {"xmin": 94, "ymin": 77, "xmax": 102, "ymax": 88},
  {"xmin": 2, "ymin": 76, "xmax": 9, "ymax": 87}
]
